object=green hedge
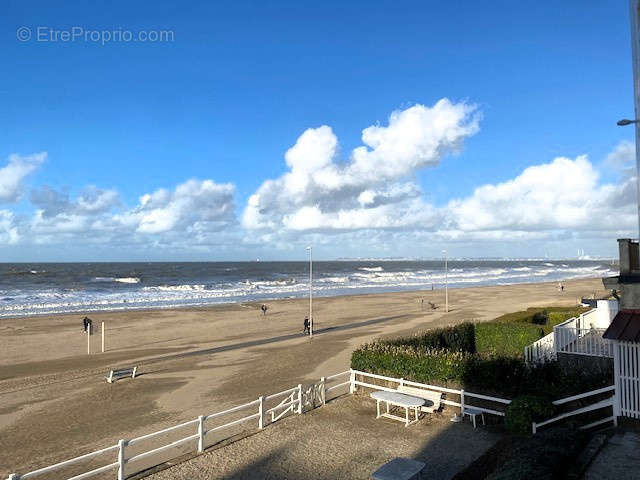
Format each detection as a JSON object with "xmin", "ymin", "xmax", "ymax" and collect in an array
[
  {"xmin": 387, "ymin": 322, "xmax": 476, "ymax": 353},
  {"xmin": 504, "ymin": 396, "xmax": 554, "ymax": 434},
  {"xmin": 453, "ymin": 427, "xmax": 588, "ymax": 480},
  {"xmin": 493, "ymin": 306, "xmax": 588, "ymax": 335},
  {"xmin": 351, "ymin": 342, "xmax": 612, "ymax": 398},
  {"xmin": 475, "ymin": 322, "xmax": 545, "ymax": 357},
  {"xmin": 485, "ymin": 427, "xmax": 587, "ymax": 479},
  {"xmin": 352, "ymin": 343, "xmax": 471, "ymax": 384},
  {"xmin": 351, "ymin": 309, "xmax": 611, "ymax": 399}
]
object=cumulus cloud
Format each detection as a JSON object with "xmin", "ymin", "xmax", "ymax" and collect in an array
[
  {"xmin": 606, "ymin": 140, "xmax": 635, "ymax": 169},
  {"xmin": 0, "ymin": 210, "xmax": 20, "ymax": 244},
  {"xmin": 244, "ymin": 99, "xmax": 480, "ymax": 231},
  {"xmin": 446, "ymin": 150, "xmax": 637, "ymax": 238},
  {"xmin": 21, "ymin": 178, "xmax": 237, "ymax": 247},
  {"xmin": 30, "ymin": 185, "xmax": 120, "ymax": 218},
  {"xmin": 0, "ymin": 152, "xmax": 46, "ymax": 203},
  {"xmin": 121, "ymin": 179, "xmax": 236, "ymax": 234}
]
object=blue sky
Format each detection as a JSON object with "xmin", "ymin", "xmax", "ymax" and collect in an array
[{"xmin": 0, "ymin": 1, "xmax": 637, "ymax": 261}]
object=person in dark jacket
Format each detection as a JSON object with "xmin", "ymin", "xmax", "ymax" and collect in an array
[
  {"xmin": 82, "ymin": 316, "xmax": 92, "ymax": 333},
  {"xmin": 303, "ymin": 317, "xmax": 310, "ymax": 335}
]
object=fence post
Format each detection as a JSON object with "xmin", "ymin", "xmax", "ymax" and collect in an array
[
  {"xmin": 118, "ymin": 439, "xmax": 126, "ymax": 480},
  {"xmin": 320, "ymin": 377, "xmax": 326, "ymax": 406},
  {"xmin": 101, "ymin": 321, "xmax": 105, "ymax": 353},
  {"xmin": 532, "ymin": 422, "xmax": 537, "ymax": 435},
  {"xmin": 460, "ymin": 389, "xmax": 465, "ymax": 415},
  {"xmin": 197, "ymin": 415, "xmax": 205, "ymax": 453},
  {"xmin": 258, "ymin": 396, "xmax": 264, "ymax": 429},
  {"xmin": 297, "ymin": 384, "xmax": 303, "ymax": 414},
  {"xmin": 400, "ymin": 377, "xmax": 404, "ymax": 387},
  {"xmin": 349, "ymin": 369, "xmax": 356, "ymax": 394}
]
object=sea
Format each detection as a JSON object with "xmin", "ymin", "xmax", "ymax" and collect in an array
[{"xmin": 0, "ymin": 260, "xmax": 617, "ymax": 318}]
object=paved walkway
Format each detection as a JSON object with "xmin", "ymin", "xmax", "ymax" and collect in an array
[{"xmin": 584, "ymin": 431, "xmax": 640, "ymax": 480}]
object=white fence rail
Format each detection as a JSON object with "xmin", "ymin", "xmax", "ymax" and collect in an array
[
  {"xmin": 525, "ymin": 308, "xmax": 614, "ymax": 362},
  {"xmin": 531, "ymin": 385, "xmax": 616, "ymax": 434},
  {"xmin": 524, "ymin": 331, "xmax": 555, "ymax": 363},
  {"xmin": 5, "ymin": 371, "xmax": 352, "ymax": 480},
  {"xmin": 555, "ymin": 326, "xmax": 611, "ymax": 357},
  {"xmin": 614, "ymin": 341, "xmax": 640, "ymax": 419},
  {"xmin": 350, "ymin": 369, "xmax": 511, "ymax": 418},
  {"xmin": 5, "ymin": 368, "xmax": 619, "ymax": 479}
]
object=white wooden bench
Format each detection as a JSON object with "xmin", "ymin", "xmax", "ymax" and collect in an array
[
  {"xmin": 105, "ymin": 366, "xmax": 138, "ymax": 383},
  {"xmin": 397, "ymin": 385, "xmax": 443, "ymax": 413}
]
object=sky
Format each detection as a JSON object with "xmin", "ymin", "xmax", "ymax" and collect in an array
[{"xmin": 0, "ymin": 1, "xmax": 637, "ymax": 261}]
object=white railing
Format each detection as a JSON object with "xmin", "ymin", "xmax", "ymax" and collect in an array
[
  {"xmin": 5, "ymin": 368, "xmax": 616, "ymax": 479},
  {"xmin": 531, "ymin": 385, "xmax": 616, "ymax": 434},
  {"xmin": 350, "ymin": 369, "xmax": 511, "ymax": 418},
  {"xmin": 5, "ymin": 371, "xmax": 352, "ymax": 480},
  {"xmin": 555, "ymin": 326, "xmax": 611, "ymax": 357},
  {"xmin": 524, "ymin": 332, "xmax": 555, "ymax": 363},
  {"xmin": 614, "ymin": 341, "xmax": 640, "ymax": 419},
  {"xmin": 524, "ymin": 308, "xmax": 616, "ymax": 362}
]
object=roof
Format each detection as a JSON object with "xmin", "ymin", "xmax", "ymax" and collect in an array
[{"xmin": 603, "ymin": 310, "xmax": 640, "ymax": 342}]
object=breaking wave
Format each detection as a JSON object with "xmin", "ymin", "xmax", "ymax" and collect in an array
[{"xmin": 0, "ymin": 261, "xmax": 617, "ymax": 318}]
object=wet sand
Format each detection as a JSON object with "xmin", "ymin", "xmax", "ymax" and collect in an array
[{"xmin": 0, "ymin": 278, "xmax": 607, "ymax": 476}]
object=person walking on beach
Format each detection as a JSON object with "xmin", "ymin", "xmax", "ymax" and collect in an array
[
  {"xmin": 261, "ymin": 304, "xmax": 268, "ymax": 316},
  {"xmin": 303, "ymin": 316, "xmax": 310, "ymax": 335},
  {"xmin": 82, "ymin": 316, "xmax": 92, "ymax": 333}
]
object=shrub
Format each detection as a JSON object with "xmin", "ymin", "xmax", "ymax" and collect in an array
[
  {"xmin": 388, "ymin": 322, "xmax": 475, "ymax": 353},
  {"xmin": 351, "ymin": 343, "xmax": 471, "ymax": 384},
  {"xmin": 485, "ymin": 427, "xmax": 587, "ymax": 480},
  {"xmin": 475, "ymin": 322, "xmax": 544, "ymax": 357},
  {"xmin": 504, "ymin": 395, "xmax": 554, "ymax": 434},
  {"xmin": 531, "ymin": 310, "xmax": 548, "ymax": 325}
]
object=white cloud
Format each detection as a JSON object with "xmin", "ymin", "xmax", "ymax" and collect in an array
[
  {"xmin": 18, "ymin": 178, "xmax": 237, "ymax": 247},
  {"xmin": 30, "ymin": 185, "xmax": 120, "ymax": 218},
  {"xmin": 0, "ymin": 210, "xmax": 20, "ymax": 244},
  {"xmin": 243, "ymin": 99, "xmax": 480, "ymax": 231},
  {"xmin": 128, "ymin": 179, "xmax": 235, "ymax": 234},
  {"xmin": 606, "ymin": 140, "xmax": 635, "ymax": 168},
  {"xmin": 447, "ymin": 151, "xmax": 637, "ymax": 237},
  {"xmin": 0, "ymin": 152, "xmax": 46, "ymax": 203}
]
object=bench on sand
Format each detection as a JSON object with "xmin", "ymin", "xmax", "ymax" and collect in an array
[
  {"xmin": 105, "ymin": 366, "xmax": 138, "ymax": 383},
  {"xmin": 396, "ymin": 385, "xmax": 443, "ymax": 413}
]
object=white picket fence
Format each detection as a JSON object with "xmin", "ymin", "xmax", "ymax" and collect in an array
[
  {"xmin": 613, "ymin": 341, "xmax": 640, "ymax": 419},
  {"xmin": 524, "ymin": 308, "xmax": 614, "ymax": 363},
  {"xmin": 5, "ymin": 371, "xmax": 352, "ymax": 480},
  {"xmin": 524, "ymin": 332, "xmax": 555, "ymax": 363},
  {"xmin": 531, "ymin": 385, "xmax": 617, "ymax": 434}
]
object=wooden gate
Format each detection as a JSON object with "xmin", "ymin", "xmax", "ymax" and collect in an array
[{"xmin": 614, "ymin": 341, "xmax": 640, "ymax": 419}]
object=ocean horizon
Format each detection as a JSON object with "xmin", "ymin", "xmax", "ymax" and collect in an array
[{"xmin": 0, "ymin": 260, "xmax": 617, "ymax": 318}]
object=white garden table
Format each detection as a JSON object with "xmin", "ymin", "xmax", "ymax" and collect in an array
[{"xmin": 370, "ymin": 391, "xmax": 425, "ymax": 426}]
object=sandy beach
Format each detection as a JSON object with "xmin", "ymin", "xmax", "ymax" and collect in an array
[{"xmin": 0, "ymin": 278, "xmax": 608, "ymax": 476}]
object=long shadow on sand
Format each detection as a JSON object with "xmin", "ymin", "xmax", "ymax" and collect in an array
[{"xmin": 144, "ymin": 314, "xmax": 413, "ymax": 366}]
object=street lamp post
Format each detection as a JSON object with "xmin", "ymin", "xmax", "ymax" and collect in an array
[
  {"xmin": 618, "ymin": 116, "xmax": 640, "ymax": 235},
  {"xmin": 443, "ymin": 250, "xmax": 449, "ymax": 313},
  {"xmin": 306, "ymin": 246, "xmax": 313, "ymax": 337}
]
